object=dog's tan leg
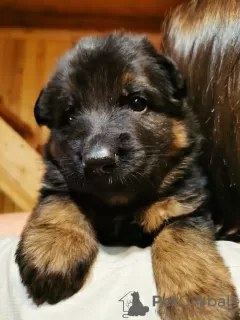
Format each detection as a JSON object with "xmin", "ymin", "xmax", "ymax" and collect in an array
[
  {"xmin": 151, "ymin": 216, "xmax": 238, "ymax": 319},
  {"xmin": 16, "ymin": 195, "xmax": 98, "ymax": 305}
]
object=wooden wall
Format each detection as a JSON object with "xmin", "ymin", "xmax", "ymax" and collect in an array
[
  {"xmin": 0, "ymin": 192, "xmax": 20, "ymax": 213},
  {"xmin": 0, "ymin": 28, "xmax": 161, "ymax": 213},
  {"xmin": 0, "ymin": 0, "xmax": 183, "ymax": 31}
]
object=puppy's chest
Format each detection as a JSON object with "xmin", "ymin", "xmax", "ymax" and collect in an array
[{"xmin": 92, "ymin": 213, "xmax": 154, "ymax": 248}]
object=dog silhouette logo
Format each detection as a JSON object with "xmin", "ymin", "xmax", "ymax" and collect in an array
[{"xmin": 119, "ymin": 291, "xmax": 149, "ymax": 318}]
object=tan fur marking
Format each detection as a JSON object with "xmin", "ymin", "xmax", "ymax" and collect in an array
[
  {"xmin": 159, "ymin": 155, "xmax": 194, "ymax": 192},
  {"xmin": 49, "ymin": 140, "xmax": 56, "ymax": 158},
  {"xmin": 109, "ymin": 195, "xmax": 129, "ymax": 205},
  {"xmin": 172, "ymin": 120, "xmax": 189, "ymax": 149},
  {"xmin": 122, "ymin": 72, "xmax": 150, "ymax": 88},
  {"xmin": 22, "ymin": 197, "xmax": 97, "ymax": 274},
  {"xmin": 122, "ymin": 71, "xmax": 133, "ymax": 87},
  {"xmin": 152, "ymin": 224, "xmax": 238, "ymax": 319},
  {"xmin": 139, "ymin": 196, "xmax": 205, "ymax": 233}
]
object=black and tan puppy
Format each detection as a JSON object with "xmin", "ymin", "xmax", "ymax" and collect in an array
[{"xmin": 16, "ymin": 33, "xmax": 238, "ymax": 319}]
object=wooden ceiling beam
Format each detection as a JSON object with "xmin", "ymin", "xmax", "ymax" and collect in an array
[
  {"xmin": 0, "ymin": 0, "xmax": 183, "ymax": 19},
  {"xmin": 0, "ymin": 9, "xmax": 163, "ymax": 33}
]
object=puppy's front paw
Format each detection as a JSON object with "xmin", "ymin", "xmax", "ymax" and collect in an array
[
  {"xmin": 152, "ymin": 218, "xmax": 239, "ymax": 319},
  {"xmin": 16, "ymin": 224, "xmax": 98, "ymax": 305}
]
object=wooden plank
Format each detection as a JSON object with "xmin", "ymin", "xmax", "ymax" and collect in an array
[
  {"xmin": 0, "ymin": 191, "xmax": 3, "ymax": 212},
  {"xmin": 3, "ymin": 194, "xmax": 15, "ymax": 212},
  {"xmin": 0, "ymin": 191, "xmax": 18, "ymax": 213},
  {"xmin": 0, "ymin": 97, "xmax": 34, "ymax": 138},
  {"xmin": 0, "ymin": 38, "xmax": 15, "ymax": 110},
  {"xmin": 0, "ymin": 117, "xmax": 44, "ymax": 211},
  {"xmin": 39, "ymin": 39, "xmax": 72, "ymax": 146},
  {"xmin": 19, "ymin": 38, "xmax": 46, "ymax": 129},
  {"xmin": 0, "ymin": 28, "xmax": 161, "ymax": 50},
  {"xmin": 0, "ymin": 38, "xmax": 25, "ymax": 115},
  {"xmin": 0, "ymin": 28, "xmax": 95, "ymax": 40},
  {"xmin": 43, "ymin": 39, "xmax": 72, "ymax": 81},
  {"xmin": 0, "ymin": 0, "xmax": 182, "ymax": 18},
  {"xmin": 0, "ymin": 10, "xmax": 163, "ymax": 33},
  {"xmin": 8, "ymin": 38, "xmax": 25, "ymax": 115}
]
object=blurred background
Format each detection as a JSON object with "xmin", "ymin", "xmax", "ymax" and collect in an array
[{"xmin": 0, "ymin": 0, "xmax": 184, "ymax": 214}]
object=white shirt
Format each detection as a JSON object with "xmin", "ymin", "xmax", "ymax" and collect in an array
[{"xmin": 0, "ymin": 237, "xmax": 240, "ymax": 320}]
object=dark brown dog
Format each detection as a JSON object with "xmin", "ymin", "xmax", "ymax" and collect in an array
[
  {"xmin": 16, "ymin": 33, "xmax": 238, "ymax": 319},
  {"xmin": 161, "ymin": 0, "xmax": 240, "ymax": 241}
]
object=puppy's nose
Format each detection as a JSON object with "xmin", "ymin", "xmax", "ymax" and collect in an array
[{"xmin": 83, "ymin": 146, "xmax": 116, "ymax": 174}]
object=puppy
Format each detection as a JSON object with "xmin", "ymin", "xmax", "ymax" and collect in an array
[{"xmin": 16, "ymin": 33, "xmax": 238, "ymax": 319}]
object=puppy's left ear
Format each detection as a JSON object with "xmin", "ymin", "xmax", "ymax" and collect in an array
[
  {"xmin": 34, "ymin": 88, "xmax": 52, "ymax": 127},
  {"xmin": 157, "ymin": 53, "xmax": 187, "ymax": 101}
]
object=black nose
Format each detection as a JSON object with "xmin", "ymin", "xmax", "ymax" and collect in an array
[{"xmin": 83, "ymin": 146, "xmax": 116, "ymax": 174}]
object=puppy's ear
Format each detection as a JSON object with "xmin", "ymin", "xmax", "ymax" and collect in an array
[
  {"xmin": 34, "ymin": 88, "xmax": 51, "ymax": 127},
  {"xmin": 157, "ymin": 53, "xmax": 187, "ymax": 102}
]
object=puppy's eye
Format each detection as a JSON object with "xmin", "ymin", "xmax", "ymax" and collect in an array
[
  {"xmin": 67, "ymin": 96, "xmax": 74, "ymax": 121},
  {"xmin": 64, "ymin": 106, "xmax": 73, "ymax": 122},
  {"xmin": 68, "ymin": 96, "xmax": 74, "ymax": 106},
  {"xmin": 129, "ymin": 97, "xmax": 147, "ymax": 113}
]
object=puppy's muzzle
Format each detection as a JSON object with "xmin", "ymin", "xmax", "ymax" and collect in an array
[{"xmin": 82, "ymin": 145, "xmax": 116, "ymax": 175}]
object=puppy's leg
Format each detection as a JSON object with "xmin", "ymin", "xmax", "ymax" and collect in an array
[
  {"xmin": 151, "ymin": 215, "xmax": 238, "ymax": 320},
  {"xmin": 16, "ymin": 195, "xmax": 98, "ymax": 305}
]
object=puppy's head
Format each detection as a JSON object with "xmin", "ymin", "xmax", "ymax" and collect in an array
[{"xmin": 36, "ymin": 33, "xmax": 198, "ymax": 203}]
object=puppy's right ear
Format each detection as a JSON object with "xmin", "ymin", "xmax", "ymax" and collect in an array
[{"xmin": 34, "ymin": 88, "xmax": 51, "ymax": 127}]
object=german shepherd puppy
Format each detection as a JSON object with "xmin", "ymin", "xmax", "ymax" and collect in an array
[{"xmin": 16, "ymin": 33, "xmax": 238, "ymax": 319}]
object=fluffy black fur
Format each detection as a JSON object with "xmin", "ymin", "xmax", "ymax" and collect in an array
[{"xmin": 37, "ymin": 33, "xmax": 204, "ymax": 248}]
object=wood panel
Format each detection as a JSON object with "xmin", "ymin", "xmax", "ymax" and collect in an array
[
  {"xmin": 0, "ymin": 118, "xmax": 43, "ymax": 212},
  {"xmin": 0, "ymin": 0, "xmax": 183, "ymax": 17},
  {"xmin": 0, "ymin": 28, "xmax": 161, "ymax": 46},
  {"xmin": 0, "ymin": 191, "xmax": 21, "ymax": 213},
  {"xmin": 0, "ymin": 1, "xmax": 183, "ymax": 32}
]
